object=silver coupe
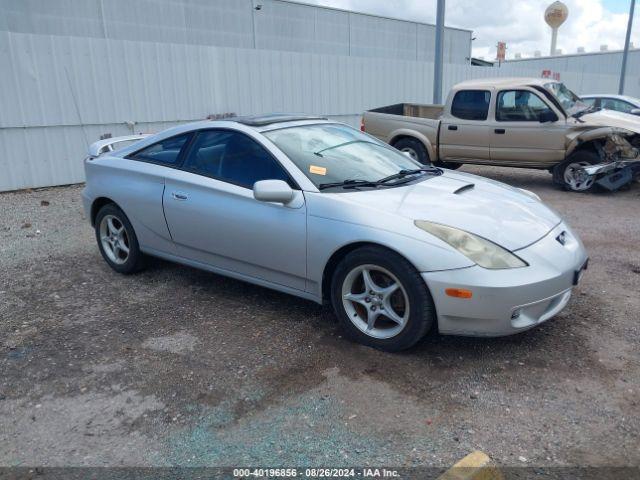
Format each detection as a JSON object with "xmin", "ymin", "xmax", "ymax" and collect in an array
[{"xmin": 82, "ymin": 115, "xmax": 588, "ymax": 351}]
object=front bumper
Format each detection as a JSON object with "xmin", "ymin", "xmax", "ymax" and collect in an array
[{"xmin": 422, "ymin": 223, "xmax": 588, "ymax": 337}]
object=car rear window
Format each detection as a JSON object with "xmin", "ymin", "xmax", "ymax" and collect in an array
[
  {"xmin": 450, "ymin": 90, "xmax": 491, "ymax": 120},
  {"xmin": 129, "ymin": 133, "xmax": 190, "ymax": 166}
]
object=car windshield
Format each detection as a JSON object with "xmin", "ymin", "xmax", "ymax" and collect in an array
[
  {"xmin": 545, "ymin": 82, "xmax": 589, "ymax": 116},
  {"xmin": 264, "ymin": 123, "xmax": 424, "ymax": 190}
]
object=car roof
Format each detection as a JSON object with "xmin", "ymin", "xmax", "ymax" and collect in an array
[
  {"xmin": 452, "ymin": 77, "xmax": 555, "ymax": 90},
  {"xmin": 232, "ymin": 113, "xmax": 328, "ymax": 126},
  {"xmin": 110, "ymin": 116, "xmax": 337, "ymax": 157}
]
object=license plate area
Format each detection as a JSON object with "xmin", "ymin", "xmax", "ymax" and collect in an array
[{"xmin": 573, "ymin": 258, "xmax": 589, "ymax": 286}]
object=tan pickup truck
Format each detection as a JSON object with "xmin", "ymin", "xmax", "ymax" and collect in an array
[{"xmin": 363, "ymin": 78, "xmax": 640, "ymax": 192}]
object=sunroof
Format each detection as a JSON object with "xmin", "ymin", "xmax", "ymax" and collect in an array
[{"xmin": 232, "ymin": 114, "xmax": 327, "ymax": 126}]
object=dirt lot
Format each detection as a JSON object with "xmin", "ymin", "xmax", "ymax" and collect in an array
[{"xmin": 1, "ymin": 166, "xmax": 639, "ymax": 470}]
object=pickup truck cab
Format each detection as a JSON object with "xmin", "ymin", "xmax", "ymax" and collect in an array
[{"xmin": 363, "ymin": 78, "xmax": 640, "ymax": 191}]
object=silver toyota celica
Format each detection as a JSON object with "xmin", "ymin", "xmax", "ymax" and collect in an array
[{"xmin": 82, "ymin": 114, "xmax": 588, "ymax": 351}]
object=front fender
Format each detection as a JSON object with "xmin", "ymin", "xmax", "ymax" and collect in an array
[
  {"xmin": 566, "ymin": 126, "xmax": 637, "ymax": 157},
  {"xmin": 306, "ymin": 214, "xmax": 474, "ymax": 300}
]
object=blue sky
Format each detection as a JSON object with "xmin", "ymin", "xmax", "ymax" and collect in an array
[{"xmin": 602, "ymin": 0, "xmax": 634, "ymax": 14}]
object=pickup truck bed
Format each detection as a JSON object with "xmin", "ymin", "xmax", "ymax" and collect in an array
[
  {"xmin": 363, "ymin": 103, "xmax": 443, "ymax": 165},
  {"xmin": 369, "ymin": 103, "xmax": 444, "ymax": 120}
]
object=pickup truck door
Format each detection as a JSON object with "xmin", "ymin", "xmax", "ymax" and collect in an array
[
  {"xmin": 489, "ymin": 89, "xmax": 566, "ymax": 167},
  {"xmin": 439, "ymin": 89, "xmax": 491, "ymax": 162}
]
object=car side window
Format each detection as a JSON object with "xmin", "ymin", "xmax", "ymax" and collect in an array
[
  {"xmin": 450, "ymin": 90, "xmax": 491, "ymax": 120},
  {"xmin": 602, "ymin": 98, "xmax": 634, "ymax": 113},
  {"xmin": 129, "ymin": 133, "xmax": 191, "ymax": 166},
  {"xmin": 182, "ymin": 130, "xmax": 293, "ymax": 189},
  {"xmin": 581, "ymin": 97, "xmax": 597, "ymax": 108},
  {"xmin": 496, "ymin": 90, "xmax": 553, "ymax": 122}
]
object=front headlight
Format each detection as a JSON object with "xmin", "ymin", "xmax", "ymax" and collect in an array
[{"xmin": 414, "ymin": 220, "xmax": 527, "ymax": 269}]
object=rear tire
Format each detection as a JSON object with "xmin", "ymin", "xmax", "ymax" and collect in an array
[
  {"xmin": 393, "ymin": 137, "xmax": 430, "ymax": 164},
  {"xmin": 94, "ymin": 204, "xmax": 146, "ymax": 274},
  {"xmin": 553, "ymin": 150, "xmax": 600, "ymax": 192},
  {"xmin": 392, "ymin": 137, "xmax": 462, "ymax": 170},
  {"xmin": 330, "ymin": 246, "xmax": 435, "ymax": 352}
]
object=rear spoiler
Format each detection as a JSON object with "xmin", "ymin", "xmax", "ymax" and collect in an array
[{"xmin": 87, "ymin": 134, "xmax": 151, "ymax": 158}]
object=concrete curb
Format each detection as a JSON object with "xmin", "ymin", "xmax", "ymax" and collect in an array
[{"xmin": 438, "ymin": 451, "xmax": 503, "ymax": 480}]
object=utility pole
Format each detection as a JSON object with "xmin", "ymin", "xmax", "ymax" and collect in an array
[
  {"xmin": 433, "ymin": 0, "xmax": 445, "ymax": 104},
  {"xmin": 619, "ymin": 0, "xmax": 636, "ymax": 94}
]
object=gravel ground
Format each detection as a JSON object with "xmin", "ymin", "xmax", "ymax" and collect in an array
[{"xmin": 0, "ymin": 167, "xmax": 639, "ymax": 470}]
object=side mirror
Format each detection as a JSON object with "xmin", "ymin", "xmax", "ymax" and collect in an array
[
  {"xmin": 538, "ymin": 110, "xmax": 558, "ymax": 123},
  {"xmin": 630, "ymin": 108, "xmax": 640, "ymax": 116},
  {"xmin": 253, "ymin": 180, "xmax": 294, "ymax": 204}
]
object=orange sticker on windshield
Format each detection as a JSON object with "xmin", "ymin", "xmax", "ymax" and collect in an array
[{"xmin": 309, "ymin": 165, "xmax": 327, "ymax": 175}]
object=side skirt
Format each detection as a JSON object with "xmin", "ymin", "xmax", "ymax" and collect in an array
[{"xmin": 141, "ymin": 246, "xmax": 323, "ymax": 304}]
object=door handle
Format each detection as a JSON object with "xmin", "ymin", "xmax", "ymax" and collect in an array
[
  {"xmin": 494, "ymin": 128, "xmax": 506, "ymax": 134},
  {"xmin": 171, "ymin": 192, "xmax": 188, "ymax": 201},
  {"xmin": 448, "ymin": 125, "xmax": 458, "ymax": 131}
]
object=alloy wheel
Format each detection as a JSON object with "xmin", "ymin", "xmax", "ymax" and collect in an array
[
  {"xmin": 99, "ymin": 214, "xmax": 130, "ymax": 265},
  {"xmin": 341, "ymin": 264, "xmax": 410, "ymax": 339},
  {"xmin": 563, "ymin": 161, "xmax": 595, "ymax": 191}
]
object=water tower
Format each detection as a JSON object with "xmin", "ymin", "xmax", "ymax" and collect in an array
[{"xmin": 545, "ymin": 1, "xmax": 569, "ymax": 55}]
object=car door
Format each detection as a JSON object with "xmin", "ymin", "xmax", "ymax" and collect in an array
[
  {"xmin": 162, "ymin": 129, "xmax": 308, "ymax": 291},
  {"xmin": 489, "ymin": 89, "xmax": 566, "ymax": 167},
  {"xmin": 115, "ymin": 132, "xmax": 193, "ymax": 254},
  {"xmin": 439, "ymin": 89, "xmax": 491, "ymax": 163}
]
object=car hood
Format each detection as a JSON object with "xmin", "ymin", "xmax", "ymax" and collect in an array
[
  {"xmin": 579, "ymin": 109, "xmax": 640, "ymax": 134},
  {"xmin": 333, "ymin": 171, "xmax": 561, "ymax": 251}
]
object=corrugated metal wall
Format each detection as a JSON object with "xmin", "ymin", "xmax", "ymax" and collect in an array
[
  {"xmin": 504, "ymin": 49, "xmax": 640, "ymax": 78},
  {"xmin": 0, "ymin": 1, "xmax": 636, "ymax": 191},
  {"xmin": 0, "ymin": 0, "xmax": 473, "ymax": 63}
]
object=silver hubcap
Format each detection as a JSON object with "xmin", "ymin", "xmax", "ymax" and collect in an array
[
  {"xmin": 99, "ymin": 215, "xmax": 130, "ymax": 265},
  {"xmin": 341, "ymin": 264, "xmax": 409, "ymax": 339},
  {"xmin": 564, "ymin": 161, "xmax": 595, "ymax": 191},
  {"xmin": 401, "ymin": 147, "xmax": 418, "ymax": 161}
]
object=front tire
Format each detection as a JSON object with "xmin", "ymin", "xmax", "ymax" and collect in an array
[
  {"xmin": 94, "ymin": 204, "xmax": 145, "ymax": 274},
  {"xmin": 553, "ymin": 150, "xmax": 600, "ymax": 192},
  {"xmin": 330, "ymin": 246, "xmax": 435, "ymax": 351}
]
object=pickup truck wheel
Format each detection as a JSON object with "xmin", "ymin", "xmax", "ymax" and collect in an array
[
  {"xmin": 393, "ymin": 138, "xmax": 429, "ymax": 164},
  {"xmin": 553, "ymin": 150, "xmax": 600, "ymax": 192},
  {"xmin": 330, "ymin": 246, "xmax": 435, "ymax": 352}
]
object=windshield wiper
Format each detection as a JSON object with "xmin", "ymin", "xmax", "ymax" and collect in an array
[
  {"xmin": 572, "ymin": 104, "xmax": 600, "ymax": 119},
  {"xmin": 318, "ymin": 168, "xmax": 443, "ymax": 191},
  {"xmin": 318, "ymin": 179, "xmax": 380, "ymax": 190},
  {"xmin": 314, "ymin": 140, "xmax": 383, "ymax": 157},
  {"xmin": 375, "ymin": 167, "xmax": 443, "ymax": 185}
]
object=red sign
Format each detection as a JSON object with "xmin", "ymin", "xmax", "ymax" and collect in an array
[
  {"xmin": 541, "ymin": 70, "xmax": 561, "ymax": 80},
  {"xmin": 496, "ymin": 42, "xmax": 506, "ymax": 61}
]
